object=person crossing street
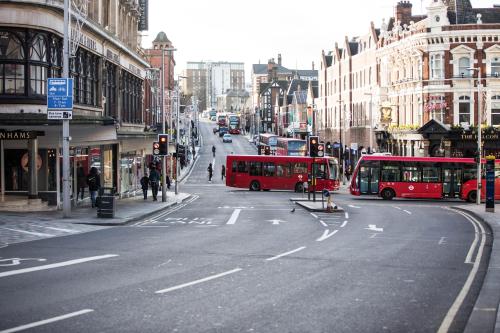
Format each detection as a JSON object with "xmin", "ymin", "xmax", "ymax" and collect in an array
[{"xmin": 207, "ymin": 163, "xmax": 213, "ymax": 182}]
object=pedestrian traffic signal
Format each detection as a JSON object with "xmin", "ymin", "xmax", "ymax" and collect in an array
[
  {"xmin": 317, "ymin": 142, "xmax": 325, "ymax": 157},
  {"xmin": 309, "ymin": 136, "xmax": 320, "ymax": 157},
  {"xmin": 158, "ymin": 134, "xmax": 168, "ymax": 156},
  {"xmin": 152, "ymin": 142, "xmax": 160, "ymax": 156}
]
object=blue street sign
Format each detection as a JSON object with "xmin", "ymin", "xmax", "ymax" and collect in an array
[
  {"xmin": 47, "ymin": 78, "xmax": 73, "ymax": 111},
  {"xmin": 333, "ymin": 143, "xmax": 341, "ymax": 149}
]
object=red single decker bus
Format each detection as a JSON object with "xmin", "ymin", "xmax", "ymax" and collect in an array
[
  {"xmin": 226, "ymin": 155, "xmax": 340, "ymax": 192},
  {"xmin": 276, "ymin": 138, "xmax": 307, "ymax": 156},
  {"xmin": 350, "ymin": 155, "xmax": 500, "ymax": 201}
]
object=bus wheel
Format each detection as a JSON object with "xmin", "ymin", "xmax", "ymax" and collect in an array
[
  {"xmin": 381, "ymin": 188, "xmax": 395, "ymax": 200},
  {"xmin": 295, "ymin": 182, "xmax": 304, "ymax": 193},
  {"xmin": 467, "ymin": 190, "xmax": 477, "ymax": 203},
  {"xmin": 250, "ymin": 181, "xmax": 261, "ymax": 191}
]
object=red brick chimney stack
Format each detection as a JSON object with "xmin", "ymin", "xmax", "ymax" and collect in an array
[{"xmin": 395, "ymin": 0, "xmax": 413, "ymax": 25}]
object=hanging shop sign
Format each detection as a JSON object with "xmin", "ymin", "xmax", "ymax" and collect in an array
[{"xmin": 138, "ymin": 0, "xmax": 149, "ymax": 31}]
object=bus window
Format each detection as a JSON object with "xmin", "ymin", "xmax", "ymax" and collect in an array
[
  {"xmin": 381, "ymin": 165, "xmax": 400, "ymax": 182},
  {"xmin": 249, "ymin": 162, "xmax": 262, "ymax": 176},
  {"xmin": 237, "ymin": 161, "xmax": 248, "ymax": 173},
  {"xmin": 422, "ymin": 166, "xmax": 440, "ymax": 182},
  {"xmin": 263, "ymin": 163, "xmax": 276, "ymax": 177},
  {"xmin": 328, "ymin": 161, "xmax": 339, "ymax": 180},
  {"xmin": 463, "ymin": 165, "xmax": 477, "ymax": 181},
  {"xmin": 277, "ymin": 163, "xmax": 291, "ymax": 177},
  {"xmin": 293, "ymin": 163, "xmax": 307, "ymax": 174},
  {"xmin": 402, "ymin": 166, "xmax": 420, "ymax": 182},
  {"xmin": 313, "ymin": 163, "xmax": 327, "ymax": 179}
]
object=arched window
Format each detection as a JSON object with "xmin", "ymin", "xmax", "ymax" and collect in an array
[
  {"xmin": 458, "ymin": 57, "xmax": 470, "ymax": 77},
  {"xmin": 29, "ymin": 33, "xmax": 48, "ymax": 95},
  {"xmin": 491, "ymin": 95, "xmax": 500, "ymax": 125},
  {"xmin": 0, "ymin": 31, "xmax": 26, "ymax": 95},
  {"xmin": 459, "ymin": 96, "xmax": 471, "ymax": 124}
]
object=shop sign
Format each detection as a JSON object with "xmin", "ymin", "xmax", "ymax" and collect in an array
[
  {"xmin": 461, "ymin": 133, "xmax": 500, "ymax": 140},
  {"xmin": 138, "ymin": 0, "xmax": 149, "ymax": 31},
  {"xmin": 0, "ymin": 130, "xmax": 40, "ymax": 140}
]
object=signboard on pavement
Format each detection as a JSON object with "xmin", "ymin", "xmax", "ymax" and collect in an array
[{"xmin": 47, "ymin": 78, "xmax": 73, "ymax": 119}]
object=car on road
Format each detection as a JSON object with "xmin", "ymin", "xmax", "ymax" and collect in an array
[
  {"xmin": 222, "ymin": 133, "xmax": 232, "ymax": 143},
  {"xmin": 219, "ymin": 127, "xmax": 229, "ymax": 137}
]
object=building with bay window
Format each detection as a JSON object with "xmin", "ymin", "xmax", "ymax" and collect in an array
[{"xmin": 0, "ymin": 0, "xmax": 154, "ymax": 209}]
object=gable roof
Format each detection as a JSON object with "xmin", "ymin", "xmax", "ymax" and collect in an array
[{"xmin": 252, "ymin": 64, "xmax": 293, "ymax": 75}]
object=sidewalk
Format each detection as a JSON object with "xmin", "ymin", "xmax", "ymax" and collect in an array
[{"xmin": 453, "ymin": 205, "xmax": 500, "ymax": 333}]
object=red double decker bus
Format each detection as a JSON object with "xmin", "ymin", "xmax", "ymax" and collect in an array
[
  {"xmin": 226, "ymin": 155, "xmax": 340, "ymax": 192},
  {"xmin": 350, "ymin": 155, "xmax": 500, "ymax": 201},
  {"xmin": 276, "ymin": 138, "xmax": 307, "ymax": 156}
]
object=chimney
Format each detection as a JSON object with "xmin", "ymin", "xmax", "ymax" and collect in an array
[
  {"xmin": 312, "ymin": 61, "xmax": 315, "ymax": 70},
  {"xmin": 278, "ymin": 54, "xmax": 282, "ymax": 66},
  {"xmin": 395, "ymin": 1, "xmax": 412, "ymax": 25}
]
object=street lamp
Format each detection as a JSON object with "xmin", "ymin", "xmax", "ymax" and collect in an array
[
  {"xmin": 364, "ymin": 92, "xmax": 374, "ymax": 153},
  {"xmin": 468, "ymin": 66, "xmax": 483, "ymax": 205},
  {"xmin": 174, "ymin": 75, "xmax": 187, "ymax": 195}
]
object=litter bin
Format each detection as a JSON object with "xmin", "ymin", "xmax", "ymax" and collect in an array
[{"xmin": 97, "ymin": 187, "xmax": 115, "ymax": 218}]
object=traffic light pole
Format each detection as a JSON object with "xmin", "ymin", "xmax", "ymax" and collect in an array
[
  {"xmin": 312, "ymin": 158, "xmax": 316, "ymax": 202},
  {"xmin": 161, "ymin": 49, "xmax": 167, "ymax": 202}
]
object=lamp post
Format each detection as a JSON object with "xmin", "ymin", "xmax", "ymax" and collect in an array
[
  {"xmin": 468, "ymin": 66, "xmax": 483, "ymax": 205},
  {"xmin": 337, "ymin": 99, "xmax": 346, "ymax": 185},
  {"xmin": 175, "ymin": 76, "xmax": 187, "ymax": 195},
  {"xmin": 364, "ymin": 92, "xmax": 374, "ymax": 153}
]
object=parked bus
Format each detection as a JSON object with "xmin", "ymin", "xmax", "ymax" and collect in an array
[
  {"xmin": 350, "ymin": 155, "xmax": 500, "ymax": 202},
  {"xmin": 276, "ymin": 138, "xmax": 307, "ymax": 156},
  {"xmin": 258, "ymin": 133, "xmax": 278, "ymax": 155},
  {"xmin": 228, "ymin": 114, "xmax": 241, "ymax": 134},
  {"xmin": 226, "ymin": 155, "xmax": 340, "ymax": 192}
]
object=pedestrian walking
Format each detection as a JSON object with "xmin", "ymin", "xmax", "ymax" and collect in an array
[
  {"xmin": 345, "ymin": 166, "xmax": 351, "ymax": 182},
  {"xmin": 207, "ymin": 163, "xmax": 213, "ymax": 182},
  {"xmin": 76, "ymin": 163, "xmax": 86, "ymax": 201},
  {"xmin": 212, "ymin": 145, "xmax": 216, "ymax": 157},
  {"xmin": 221, "ymin": 164, "xmax": 226, "ymax": 181},
  {"xmin": 149, "ymin": 167, "xmax": 160, "ymax": 201},
  {"xmin": 140, "ymin": 172, "xmax": 149, "ymax": 200},
  {"xmin": 166, "ymin": 174, "xmax": 171, "ymax": 190},
  {"xmin": 86, "ymin": 167, "xmax": 101, "ymax": 208}
]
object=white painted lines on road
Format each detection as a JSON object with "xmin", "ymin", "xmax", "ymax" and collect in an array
[
  {"xmin": 394, "ymin": 206, "xmax": 402, "ymax": 210},
  {"xmin": 438, "ymin": 209, "xmax": 487, "ymax": 333},
  {"xmin": 30, "ymin": 225, "xmax": 76, "ymax": 233},
  {"xmin": 345, "ymin": 212, "xmax": 349, "ymax": 219},
  {"xmin": 0, "ymin": 258, "xmax": 46, "ymax": 267},
  {"xmin": 340, "ymin": 221, "xmax": 348, "ymax": 228},
  {"xmin": 439, "ymin": 237, "xmax": 447, "ymax": 245},
  {"xmin": 0, "ymin": 309, "xmax": 94, "ymax": 333},
  {"xmin": 155, "ymin": 268, "xmax": 242, "ymax": 294},
  {"xmin": 403, "ymin": 210, "xmax": 412, "ymax": 215},
  {"xmin": 0, "ymin": 254, "xmax": 118, "ymax": 278},
  {"xmin": 226, "ymin": 209, "xmax": 241, "ymax": 225},
  {"xmin": 316, "ymin": 229, "xmax": 338, "ymax": 242},
  {"xmin": 267, "ymin": 219, "xmax": 287, "ymax": 225},
  {"xmin": 0, "ymin": 227, "xmax": 54, "ymax": 238},
  {"xmin": 310, "ymin": 213, "xmax": 318, "ymax": 219},
  {"xmin": 365, "ymin": 224, "xmax": 384, "ymax": 232},
  {"xmin": 266, "ymin": 247, "xmax": 306, "ymax": 261},
  {"xmin": 348, "ymin": 204, "xmax": 361, "ymax": 209},
  {"xmin": 319, "ymin": 220, "xmax": 328, "ymax": 227}
]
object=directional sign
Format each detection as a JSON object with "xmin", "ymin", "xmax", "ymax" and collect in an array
[
  {"xmin": 47, "ymin": 78, "xmax": 73, "ymax": 111},
  {"xmin": 47, "ymin": 111, "xmax": 72, "ymax": 120}
]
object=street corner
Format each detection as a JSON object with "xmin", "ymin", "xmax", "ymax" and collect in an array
[{"xmin": 292, "ymin": 199, "xmax": 344, "ymax": 213}]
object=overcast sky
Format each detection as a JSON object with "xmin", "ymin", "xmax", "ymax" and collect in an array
[{"xmin": 141, "ymin": 0, "xmax": 498, "ymax": 82}]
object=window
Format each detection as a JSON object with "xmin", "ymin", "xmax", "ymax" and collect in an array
[
  {"xmin": 0, "ymin": 31, "xmax": 25, "ymax": 95},
  {"xmin": 492, "ymin": 95, "xmax": 500, "ymax": 125},
  {"xmin": 422, "ymin": 166, "xmax": 441, "ymax": 182},
  {"xmin": 276, "ymin": 163, "xmax": 291, "ymax": 177},
  {"xmin": 381, "ymin": 165, "xmax": 400, "ymax": 182},
  {"xmin": 293, "ymin": 162, "xmax": 307, "ymax": 174},
  {"xmin": 263, "ymin": 163, "xmax": 275, "ymax": 177},
  {"xmin": 458, "ymin": 57, "xmax": 470, "ymax": 77},
  {"xmin": 249, "ymin": 162, "xmax": 262, "ymax": 176},
  {"xmin": 430, "ymin": 53, "xmax": 444, "ymax": 79},
  {"xmin": 314, "ymin": 163, "xmax": 327, "ymax": 179},
  {"xmin": 459, "ymin": 96, "xmax": 471, "ymax": 124},
  {"xmin": 402, "ymin": 167, "xmax": 420, "ymax": 182},
  {"xmin": 237, "ymin": 161, "xmax": 248, "ymax": 173},
  {"xmin": 492, "ymin": 57, "xmax": 500, "ymax": 77}
]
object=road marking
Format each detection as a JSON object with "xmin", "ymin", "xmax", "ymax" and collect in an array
[
  {"xmin": 348, "ymin": 204, "xmax": 361, "ymax": 209},
  {"xmin": 310, "ymin": 213, "xmax": 318, "ymax": 219},
  {"xmin": 439, "ymin": 237, "xmax": 447, "ymax": 245},
  {"xmin": 226, "ymin": 209, "xmax": 241, "ymax": 225},
  {"xmin": 316, "ymin": 229, "xmax": 338, "ymax": 242},
  {"xmin": 365, "ymin": 225, "xmax": 384, "ymax": 232},
  {"xmin": 0, "ymin": 227, "xmax": 54, "ymax": 237},
  {"xmin": 394, "ymin": 206, "xmax": 402, "ymax": 210},
  {"xmin": 155, "ymin": 268, "xmax": 242, "ymax": 294},
  {"xmin": 31, "ymin": 225, "xmax": 76, "ymax": 233},
  {"xmin": 267, "ymin": 219, "xmax": 286, "ymax": 225},
  {"xmin": 403, "ymin": 210, "xmax": 412, "ymax": 215},
  {"xmin": 0, "ymin": 309, "xmax": 94, "ymax": 333},
  {"xmin": 340, "ymin": 221, "xmax": 348, "ymax": 228},
  {"xmin": 266, "ymin": 247, "xmax": 306, "ymax": 261},
  {"xmin": 370, "ymin": 233, "xmax": 378, "ymax": 239},
  {"xmin": 0, "ymin": 254, "xmax": 118, "ymax": 278},
  {"xmin": 0, "ymin": 258, "xmax": 47, "ymax": 267},
  {"xmin": 345, "ymin": 212, "xmax": 349, "ymax": 219},
  {"xmin": 319, "ymin": 220, "xmax": 328, "ymax": 227},
  {"xmin": 438, "ymin": 210, "xmax": 487, "ymax": 333}
]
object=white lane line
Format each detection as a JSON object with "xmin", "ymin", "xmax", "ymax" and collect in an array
[
  {"xmin": 316, "ymin": 229, "xmax": 339, "ymax": 242},
  {"xmin": 226, "ymin": 209, "xmax": 241, "ymax": 225},
  {"xmin": 348, "ymin": 204, "xmax": 361, "ymax": 209},
  {"xmin": 438, "ymin": 210, "xmax": 487, "ymax": 333},
  {"xmin": 310, "ymin": 213, "xmax": 318, "ymax": 219},
  {"xmin": 0, "ymin": 309, "xmax": 94, "ymax": 333},
  {"xmin": 403, "ymin": 210, "xmax": 412, "ymax": 215},
  {"xmin": 155, "ymin": 268, "xmax": 242, "ymax": 294},
  {"xmin": 0, "ymin": 227, "xmax": 54, "ymax": 238},
  {"xmin": 340, "ymin": 221, "xmax": 348, "ymax": 228},
  {"xmin": 394, "ymin": 206, "xmax": 402, "ymax": 210},
  {"xmin": 319, "ymin": 220, "xmax": 328, "ymax": 227},
  {"xmin": 439, "ymin": 237, "xmax": 447, "ymax": 245},
  {"xmin": 266, "ymin": 246, "xmax": 306, "ymax": 261},
  {"xmin": 31, "ymin": 225, "xmax": 76, "ymax": 233},
  {"xmin": 0, "ymin": 254, "xmax": 118, "ymax": 278},
  {"xmin": 344, "ymin": 212, "xmax": 349, "ymax": 219}
]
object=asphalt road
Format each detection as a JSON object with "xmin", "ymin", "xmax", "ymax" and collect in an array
[{"xmin": 0, "ymin": 119, "xmax": 492, "ymax": 333}]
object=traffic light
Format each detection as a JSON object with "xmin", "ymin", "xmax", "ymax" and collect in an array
[
  {"xmin": 158, "ymin": 134, "xmax": 168, "ymax": 156},
  {"xmin": 309, "ymin": 136, "xmax": 319, "ymax": 157},
  {"xmin": 317, "ymin": 142, "xmax": 325, "ymax": 157},
  {"xmin": 326, "ymin": 142, "xmax": 332, "ymax": 156},
  {"xmin": 264, "ymin": 145, "xmax": 271, "ymax": 155},
  {"xmin": 152, "ymin": 142, "xmax": 160, "ymax": 156}
]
